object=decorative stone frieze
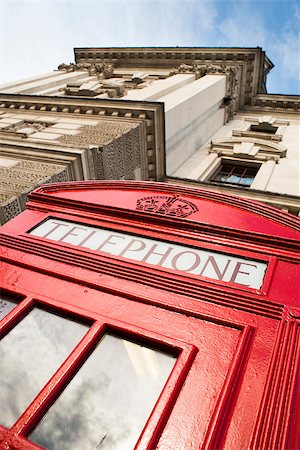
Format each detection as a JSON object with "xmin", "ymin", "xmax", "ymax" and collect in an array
[
  {"xmin": 74, "ymin": 47, "xmax": 272, "ymax": 107},
  {"xmin": 0, "ymin": 196, "xmax": 22, "ymax": 224},
  {"xmin": 58, "ymin": 62, "xmax": 114, "ymax": 79},
  {"xmin": 3, "ymin": 121, "xmax": 52, "ymax": 133},
  {"xmin": 0, "ymin": 158, "xmax": 70, "ymax": 224},
  {"xmin": 88, "ymin": 125, "xmax": 143, "ymax": 181},
  {"xmin": 0, "ymin": 94, "xmax": 165, "ymax": 191},
  {"xmin": 58, "ymin": 120, "xmax": 136, "ymax": 147}
]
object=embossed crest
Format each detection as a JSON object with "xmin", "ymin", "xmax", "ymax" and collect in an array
[{"xmin": 136, "ymin": 195, "xmax": 198, "ymax": 218}]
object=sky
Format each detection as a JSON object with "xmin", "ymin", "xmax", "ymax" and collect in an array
[{"xmin": 0, "ymin": 0, "xmax": 299, "ymax": 95}]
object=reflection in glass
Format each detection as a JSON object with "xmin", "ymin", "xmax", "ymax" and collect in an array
[
  {"xmin": 0, "ymin": 296, "xmax": 16, "ymax": 320},
  {"xmin": 30, "ymin": 334, "xmax": 177, "ymax": 450},
  {"xmin": 0, "ymin": 309, "xmax": 88, "ymax": 428}
]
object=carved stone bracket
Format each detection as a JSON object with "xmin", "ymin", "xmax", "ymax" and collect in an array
[
  {"xmin": 63, "ymin": 80, "xmax": 126, "ymax": 98},
  {"xmin": 58, "ymin": 62, "xmax": 114, "ymax": 79}
]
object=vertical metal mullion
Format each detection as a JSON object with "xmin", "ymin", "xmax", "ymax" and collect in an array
[{"xmin": 238, "ymin": 168, "xmax": 247, "ymax": 184}]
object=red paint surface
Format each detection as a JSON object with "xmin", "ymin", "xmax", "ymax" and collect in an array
[
  {"xmin": 38, "ymin": 181, "xmax": 300, "ymax": 239},
  {"xmin": 0, "ymin": 181, "xmax": 299, "ymax": 450}
]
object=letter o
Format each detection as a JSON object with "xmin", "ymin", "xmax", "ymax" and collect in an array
[{"xmin": 171, "ymin": 251, "xmax": 201, "ymax": 272}]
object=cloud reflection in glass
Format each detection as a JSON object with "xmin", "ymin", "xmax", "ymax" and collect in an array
[
  {"xmin": 0, "ymin": 308, "xmax": 88, "ymax": 428},
  {"xmin": 29, "ymin": 334, "xmax": 177, "ymax": 450}
]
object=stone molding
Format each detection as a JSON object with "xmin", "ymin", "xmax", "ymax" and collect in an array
[
  {"xmin": 243, "ymin": 93, "xmax": 300, "ymax": 115},
  {"xmin": 209, "ymin": 137, "xmax": 287, "ymax": 161},
  {"xmin": 57, "ymin": 62, "xmax": 114, "ymax": 79},
  {"xmin": 74, "ymin": 46, "xmax": 273, "ymax": 108},
  {"xmin": 0, "ymin": 93, "xmax": 165, "ymax": 182},
  {"xmin": 0, "ymin": 94, "xmax": 165, "ymax": 222},
  {"xmin": 73, "ymin": 48, "xmax": 300, "ymax": 113}
]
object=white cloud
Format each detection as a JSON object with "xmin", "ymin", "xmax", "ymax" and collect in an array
[
  {"xmin": 215, "ymin": 1, "xmax": 299, "ymax": 94},
  {"xmin": 0, "ymin": 0, "xmax": 219, "ymax": 84},
  {"xmin": 216, "ymin": 3, "xmax": 266, "ymax": 47},
  {"xmin": 267, "ymin": 4, "xmax": 300, "ymax": 93},
  {"xmin": 0, "ymin": 0, "xmax": 298, "ymax": 94}
]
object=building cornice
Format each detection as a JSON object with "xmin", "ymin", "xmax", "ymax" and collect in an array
[
  {"xmin": 73, "ymin": 46, "xmax": 271, "ymax": 108},
  {"xmin": 244, "ymin": 93, "xmax": 300, "ymax": 114},
  {"xmin": 0, "ymin": 93, "xmax": 166, "ymax": 182}
]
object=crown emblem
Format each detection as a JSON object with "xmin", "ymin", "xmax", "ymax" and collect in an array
[{"xmin": 136, "ymin": 195, "xmax": 198, "ymax": 218}]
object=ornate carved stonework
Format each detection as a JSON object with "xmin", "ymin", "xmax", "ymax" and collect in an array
[
  {"xmin": 58, "ymin": 120, "xmax": 136, "ymax": 147},
  {"xmin": 89, "ymin": 125, "xmax": 142, "ymax": 181},
  {"xmin": 0, "ymin": 196, "xmax": 22, "ymax": 223},
  {"xmin": 90, "ymin": 147, "xmax": 104, "ymax": 180},
  {"xmin": 0, "ymin": 159, "xmax": 70, "ymax": 224},
  {"xmin": 0, "ymin": 93, "xmax": 165, "ymax": 192},
  {"xmin": 4, "ymin": 121, "xmax": 52, "ymax": 133},
  {"xmin": 170, "ymin": 63, "xmax": 228, "ymax": 78},
  {"xmin": 136, "ymin": 195, "xmax": 198, "ymax": 218},
  {"xmin": 58, "ymin": 62, "xmax": 114, "ymax": 79},
  {"xmin": 63, "ymin": 79, "xmax": 126, "ymax": 98}
]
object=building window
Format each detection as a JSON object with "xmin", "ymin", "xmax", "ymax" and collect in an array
[
  {"xmin": 209, "ymin": 161, "xmax": 260, "ymax": 187},
  {"xmin": 249, "ymin": 122, "xmax": 278, "ymax": 134}
]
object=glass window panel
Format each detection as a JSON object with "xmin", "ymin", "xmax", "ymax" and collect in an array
[
  {"xmin": 210, "ymin": 163, "xmax": 259, "ymax": 187},
  {"xmin": 29, "ymin": 334, "xmax": 177, "ymax": 450},
  {"xmin": 0, "ymin": 308, "xmax": 88, "ymax": 428},
  {"xmin": 0, "ymin": 296, "xmax": 17, "ymax": 320}
]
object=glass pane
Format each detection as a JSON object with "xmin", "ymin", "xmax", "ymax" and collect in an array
[
  {"xmin": 0, "ymin": 308, "xmax": 88, "ymax": 428},
  {"xmin": 0, "ymin": 296, "xmax": 17, "ymax": 320},
  {"xmin": 30, "ymin": 334, "xmax": 177, "ymax": 450}
]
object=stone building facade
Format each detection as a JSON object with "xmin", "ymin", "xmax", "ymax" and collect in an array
[{"xmin": 0, "ymin": 47, "xmax": 299, "ymax": 223}]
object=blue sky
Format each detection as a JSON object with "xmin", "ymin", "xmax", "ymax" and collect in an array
[{"xmin": 0, "ymin": 0, "xmax": 299, "ymax": 95}]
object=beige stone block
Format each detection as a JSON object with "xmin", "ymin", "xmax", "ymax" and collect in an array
[
  {"xmin": 56, "ymin": 118, "xmax": 99, "ymax": 126},
  {"xmin": 9, "ymin": 114, "xmax": 40, "ymax": 121},
  {"xmin": 46, "ymin": 127, "xmax": 79, "ymax": 135},
  {"xmin": 0, "ymin": 113, "xmax": 14, "ymax": 118},
  {"xmin": 16, "ymin": 127, "xmax": 36, "ymax": 135},
  {"xmin": 51, "ymin": 123, "xmax": 82, "ymax": 130},
  {"xmin": 0, "ymin": 123, "xmax": 11, "ymax": 129},
  {"xmin": 29, "ymin": 132, "xmax": 61, "ymax": 140},
  {"xmin": 0, "ymin": 118, "xmax": 24, "ymax": 125},
  {"xmin": 33, "ymin": 115, "xmax": 58, "ymax": 124},
  {"xmin": 0, "ymin": 158, "xmax": 20, "ymax": 168}
]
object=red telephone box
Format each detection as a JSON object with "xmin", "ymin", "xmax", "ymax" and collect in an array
[{"xmin": 0, "ymin": 180, "xmax": 299, "ymax": 450}]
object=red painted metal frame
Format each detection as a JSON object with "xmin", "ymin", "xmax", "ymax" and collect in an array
[
  {"xmin": 0, "ymin": 287, "xmax": 197, "ymax": 450},
  {"xmin": 1, "ymin": 181, "xmax": 300, "ymax": 450},
  {"xmin": 22, "ymin": 210, "xmax": 277, "ymax": 294}
]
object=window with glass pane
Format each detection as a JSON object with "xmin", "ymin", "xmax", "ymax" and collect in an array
[
  {"xmin": 0, "ymin": 294, "xmax": 17, "ymax": 320},
  {"xmin": 29, "ymin": 334, "xmax": 177, "ymax": 450},
  {"xmin": 0, "ymin": 308, "xmax": 88, "ymax": 428},
  {"xmin": 210, "ymin": 162, "xmax": 259, "ymax": 187}
]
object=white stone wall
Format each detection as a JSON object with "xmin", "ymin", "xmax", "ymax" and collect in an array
[
  {"xmin": 174, "ymin": 112, "xmax": 300, "ymax": 197},
  {"xmin": 267, "ymin": 120, "xmax": 300, "ymax": 195},
  {"xmin": 160, "ymin": 75, "xmax": 226, "ymax": 174}
]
